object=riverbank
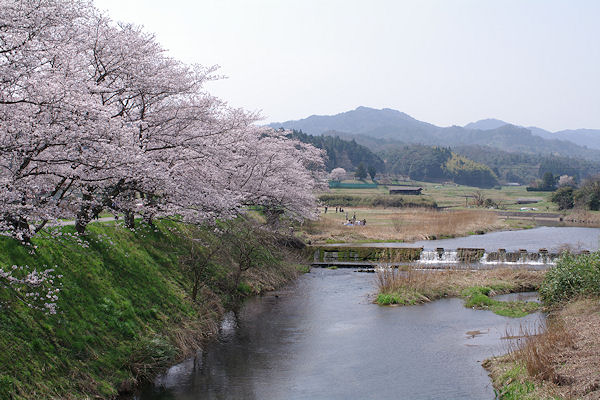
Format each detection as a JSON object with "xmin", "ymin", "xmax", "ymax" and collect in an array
[
  {"xmin": 0, "ymin": 219, "xmax": 305, "ymax": 399},
  {"xmin": 484, "ymin": 298, "xmax": 600, "ymax": 399},
  {"xmin": 375, "ymin": 268, "xmax": 544, "ymax": 317},
  {"xmin": 484, "ymin": 252, "xmax": 600, "ymax": 399}
]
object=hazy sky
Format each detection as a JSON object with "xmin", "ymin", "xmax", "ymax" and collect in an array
[{"xmin": 94, "ymin": 0, "xmax": 600, "ymax": 131}]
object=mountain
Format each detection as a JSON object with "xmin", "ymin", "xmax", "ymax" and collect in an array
[
  {"xmin": 464, "ymin": 118, "xmax": 509, "ymax": 131},
  {"xmin": 270, "ymin": 107, "xmax": 600, "ymax": 160},
  {"xmin": 554, "ymin": 129, "xmax": 600, "ymax": 150},
  {"xmin": 270, "ymin": 106, "xmax": 436, "ymax": 139},
  {"xmin": 464, "ymin": 119, "xmax": 600, "ymax": 151}
]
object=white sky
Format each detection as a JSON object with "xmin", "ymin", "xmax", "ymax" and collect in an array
[{"xmin": 94, "ymin": 0, "xmax": 600, "ymax": 131}]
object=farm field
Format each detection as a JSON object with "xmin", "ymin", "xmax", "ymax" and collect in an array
[
  {"xmin": 328, "ymin": 180, "xmax": 556, "ymax": 211},
  {"xmin": 309, "ymin": 180, "xmax": 600, "ymax": 243}
]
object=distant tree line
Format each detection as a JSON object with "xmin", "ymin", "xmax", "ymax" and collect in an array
[
  {"xmin": 453, "ymin": 145, "xmax": 600, "ymax": 184},
  {"xmin": 289, "ymin": 131, "xmax": 385, "ymax": 174},
  {"xmin": 287, "ymin": 132, "xmax": 600, "ymax": 191},
  {"xmin": 380, "ymin": 145, "xmax": 498, "ymax": 188}
]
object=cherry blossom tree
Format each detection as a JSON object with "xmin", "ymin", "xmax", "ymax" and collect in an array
[
  {"xmin": 1, "ymin": 0, "xmax": 326, "ymax": 311},
  {"xmin": 0, "ymin": 0, "xmax": 127, "ymax": 238},
  {"xmin": 558, "ymin": 175, "xmax": 576, "ymax": 188},
  {"xmin": 329, "ymin": 167, "xmax": 346, "ymax": 181}
]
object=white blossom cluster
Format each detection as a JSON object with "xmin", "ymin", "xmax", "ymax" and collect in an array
[{"xmin": 0, "ymin": 265, "xmax": 61, "ymax": 314}]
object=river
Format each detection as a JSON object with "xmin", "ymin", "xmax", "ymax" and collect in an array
[
  {"xmin": 132, "ymin": 268, "xmax": 544, "ymax": 400},
  {"xmin": 326, "ymin": 226, "xmax": 600, "ymax": 252}
]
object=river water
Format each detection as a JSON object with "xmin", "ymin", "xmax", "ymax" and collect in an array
[
  {"xmin": 133, "ymin": 268, "xmax": 544, "ymax": 400},
  {"xmin": 327, "ymin": 226, "xmax": 600, "ymax": 252}
]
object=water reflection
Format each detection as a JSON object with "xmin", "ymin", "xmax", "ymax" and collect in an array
[{"xmin": 132, "ymin": 269, "xmax": 544, "ymax": 400}]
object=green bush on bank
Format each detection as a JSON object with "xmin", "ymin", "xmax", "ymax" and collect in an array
[
  {"xmin": 540, "ymin": 251, "xmax": 600, "ymax": 305},
  {"xmin": 318, "ymin": 193, "xmax": 437, "ymax": 208}
]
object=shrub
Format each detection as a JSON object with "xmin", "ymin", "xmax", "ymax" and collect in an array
[
  {"xmin": 574, "ymin": 177, "xmax": 600, "ymax": 210},
  {"xmin": 318, "ymin": 193, "xmax": 437, "ymax": 208},
  {"xmin": 540, "ymin": 252, "xmax": 600, "ymax": 305},
  {"xmin": 551, "ymin": 186, "xmax": 574, "ymax": 210},
  {"xmin": 128, "ymin": 336, "xmax": 178, "ymax": 383}
]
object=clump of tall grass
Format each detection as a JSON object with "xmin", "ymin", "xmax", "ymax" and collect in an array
[
  {"xmin": 504, "ymin": 319, "xmax": 575, "ymax": 386},
  {"xmin": 375, "ymin": 267, "xmax": 543, "ymax": 306},
  {"xmin": 540, "ymin": 251, "xmax": 600, "ymax": 305}
]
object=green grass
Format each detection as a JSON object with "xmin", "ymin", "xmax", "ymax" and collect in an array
[
  {"xmin": 0, "ymin": 219, "xmax": 299, "ymax": 399},
  {"xmin": 376, "ymin": 290, "xmax": 427, "ymax": 305},
  {"xmin": 461, "ymin": 286, "xmax": 541, "ymax": 317},
  {"xmin": 493, "ymin": 363, "xmax": 538, "ymax": 400},
  {"xmin": 0, "ymin": 222, "xmax": 203, "ymax": 398},
  {"xmin": 318, "ymin": 193, "xmax": 437, "ymax": 208},
  {"xmin": 295, "ymin": 264, "xmax": 311, "ymax": 274},
  {"xmin": 377, "ymin": 283, "xmax": 540, "ymax": 318}
]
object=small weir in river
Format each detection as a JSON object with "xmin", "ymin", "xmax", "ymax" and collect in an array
[{"xmin": 311, "ymin": 246, "xmax": 571, "ymax": 269}]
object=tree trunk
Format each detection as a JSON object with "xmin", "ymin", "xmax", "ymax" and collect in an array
[
  {"xmin": 124, "ymin": 210, "xmax": 135, "ymax": 229},
  {"xmin": 6, "ymin": 216, "xmax": 31, "ymax": 242},
  {"xmin": 75, "ymin": 192, "xmax": 93, "ymax": 235},
  {"xmin": 192, "ymin": 280, "xmax": 199, "ymax": 302},
  {"xmin": 265, "ymin": 208, "xmax": 284, "ymax": 229},
  {"xmin": 143, "ymin": 212, "xmax": 154, "ymax": 226}
]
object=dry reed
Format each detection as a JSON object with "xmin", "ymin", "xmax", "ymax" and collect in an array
[
  {"xmin": 564, "ymin": 210, "xmax": 600, "ymax": 225},
  {"xmin": 492, "ymin": 298, "xmax": 600, "ymax": 399},
  {"xmin": 305, "ymin": 208, "xmax": 501, "ymax": 243},
  {"xmin": 392, "ymin": 209, "xmax": 498, "ymax": 240},
  {"xmin": 376, "ymin": 267, "xmax": 544, "ymax": 303},
  {"xmin": 504, "ymin": 319, "xmax": 574, "ymax": 384}
]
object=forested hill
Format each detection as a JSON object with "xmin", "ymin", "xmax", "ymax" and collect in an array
[
  {"xmin": 453, "ymin": 145, "xmax": 600, "ymax": 184},
  {"xmin": 270, "ymin": 107, "xmax": 600, "ymax": 161},
  {"xmin": 380, "ymin": 144, "xmax": 600, "ymax": 186},
  {"xmin": 380, "ymin": 145, "xmax": 499, "ymax": 188},
  {"xmin": 289, "ymin": 130, "xmax": 384, "ymax": 173}
]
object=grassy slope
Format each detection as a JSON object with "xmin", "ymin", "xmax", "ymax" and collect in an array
[{"xmin": 0, "ymin": 221, "xmax": 245, "ymax": 399}]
